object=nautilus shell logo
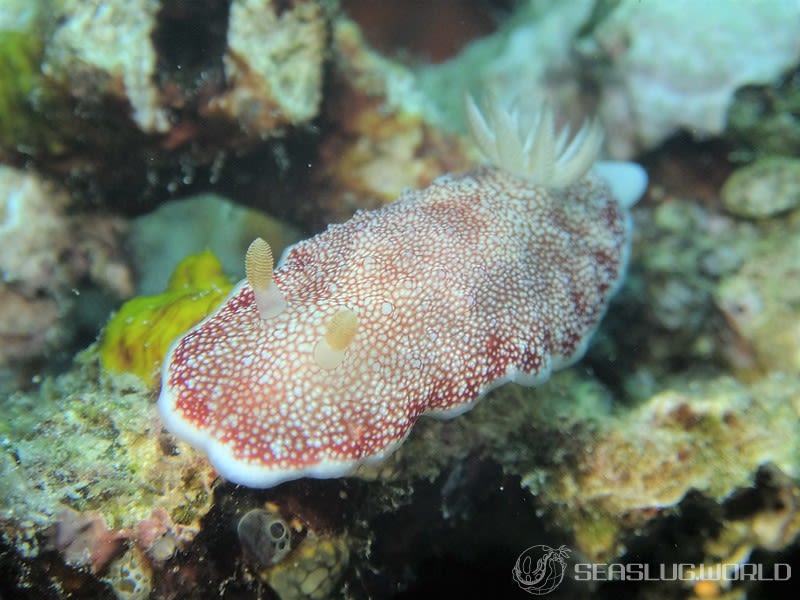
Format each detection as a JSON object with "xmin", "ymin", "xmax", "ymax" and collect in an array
[{"xmin": 512, "ymin": 544, "xmax": 571, "ymax": 595}]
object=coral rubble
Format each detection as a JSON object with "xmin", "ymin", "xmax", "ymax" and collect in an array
[
  {"xmin": 715, "ymin": 214, "xmax": 800, "ymax": 374},
  {"xmin": 45, "ymin": 0, "xmax": 168, "ymax": 134},
  {"xmin": 0, "ymin": 0, "xmax": 333, "ymax": 208},
  {"xmin": 0, "ymin": 166, "xmax": 72, "ymax": 365},
  {"xmin": 590, "ymin": 0, "xmax": 800, "ymax": 154},
  {"xmin": 204, "ymin": 0, "xmax": 328, "ymax": 135},
  {"xmin": 721, "ymin": 156, "xmax": 800, "ymax": 218},
  {"xmin": 0, "ymin": 165, "xmax": 132, "ymax": 374}
]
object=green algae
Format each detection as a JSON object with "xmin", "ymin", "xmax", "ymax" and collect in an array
[
  {"xmin": 0, "ymin": 1, "xmax": 70, "ymax": 157},
  {"xmin": 0, "ymin": 30, "xmax": 44, "ymax": 149}
]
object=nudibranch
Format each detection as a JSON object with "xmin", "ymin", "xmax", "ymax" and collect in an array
[{"xmin": 158, "ymin": 96, "xmax": 648, "ymax": 488}]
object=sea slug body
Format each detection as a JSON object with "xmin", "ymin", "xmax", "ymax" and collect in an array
[{"xmin": 158, "ymin": 97, "xmax": 648, "ymax": 488}]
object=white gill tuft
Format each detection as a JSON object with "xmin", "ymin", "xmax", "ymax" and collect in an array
[{"xmin": 465, "ymin": 94, "xmax": 604, "ymax": 188}]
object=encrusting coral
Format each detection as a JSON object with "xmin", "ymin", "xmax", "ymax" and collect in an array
[
  {"xmin": 0, "ymin": 166, "xmax": 71, "ymax": 360},
  {"xmin": 721, "ymin": 156, "xmax": 800, "ymax": 218},
  {"xmin": 158, "ymin": 97, "xmax": 648, "ymax": 488}
]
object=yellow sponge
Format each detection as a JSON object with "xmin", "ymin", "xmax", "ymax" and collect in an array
[{"xmin": 99, "ymin": 250, "xmax": 233, "ymax": 386}]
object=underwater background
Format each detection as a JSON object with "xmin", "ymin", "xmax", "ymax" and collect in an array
[{"xmin": 1, "ymin": 0, "xmax": 800, "ymax": 598}]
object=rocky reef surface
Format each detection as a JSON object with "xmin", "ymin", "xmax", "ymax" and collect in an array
[{"xmin": 2, "ymin": 1, "xmax": 800, "ymax": 599}]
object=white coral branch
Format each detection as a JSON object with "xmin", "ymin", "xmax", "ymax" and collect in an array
[{"xmin": 465, "ymin": 94, "xmax": 604, "ymax": 188}]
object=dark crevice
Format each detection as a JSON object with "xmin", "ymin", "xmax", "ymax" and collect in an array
[{"xmin": 153, "ymin": 0, "xmax": 231, "ymax": 90}]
